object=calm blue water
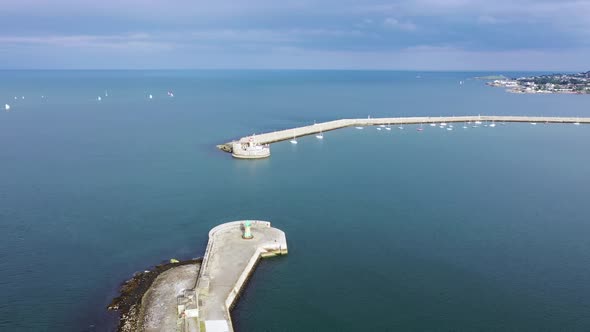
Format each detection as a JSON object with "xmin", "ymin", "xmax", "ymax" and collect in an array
[{"xmin": 1, "ymin": 70, "xmax": 590, "ymax": 331}]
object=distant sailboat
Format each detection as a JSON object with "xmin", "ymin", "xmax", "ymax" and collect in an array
[
  {"xmin": 168, "ymin": 91, "xmax": 174, "ymax": 97},
  {"xmin": 574, "ymin": 121, "xmax": 581, "ymax": 125},
  {"xmin": 377, "ymin": 127, "xmax": 382, "ymax": 131},
  {"xmin": 530, "ymin": 122, "xmax": 537, "ymax": 125},
  {"xmin": 97, "ymin": 96, "xmax": 102, "ymax": 101},
  {"xmin": 489, "ymin": 121, "xmax": 496, "ymax": 127},
  {"xmin": 355, "ymin": 126, "xmax": 364, "ymax": 129},
  {"xmin": 398, "ymin": 122, "xmax": 404, "ymax": 130},
  {"xmin": 417, "ymin": 123, "xmax": 424, "ymax": 131},
  {"xmin": 290, "ymin": 135, "xmax": 298, "ymax": 144},
  {"xmin": 385, "ymin": 123, "xmax": 392, "ymax": 130},
  {"xmin": 4, "ymin": 104, "xmax": 10, "ymax": 111},
  {"xmin": 429, "ymin": 123, "xmax": 436, "ymax": 127},
  {"xmin": 447, "ymin": 127, "xmax": 453, "ymax": 131},
  {"xmin": 105, "ymin": 91, "xmax": 108, "ymax": 97},
  {"xmin": 148, "ymin": 94, "xmax": 153, "ymax": 99},
  {"xmin": 316, "ymin": 130, "xmax": 324, "ymax": 139}
]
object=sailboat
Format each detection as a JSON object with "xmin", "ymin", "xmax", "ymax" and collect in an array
[
  {"xmin": 355, "ymin": 126, "xmax": 364, "ymax": 129},
  {"xmin": 4, "ymin": 104, "xmax": 10, "ymax": 111},
  {"xmin": 290, "ymin": 135, "xmax": 298, "ymax": 144},
  {"xmin": 417, "ymin": 123, "xmax": 424, "ymax": 131},
  {"xmin": 316, "ymin": 130, "xmax": 324, "ymax": 139},
  {"xmin": 429, "ymin": 123, "xmax": 436, "ymax": 127},
  {"xmin": 148, "ymin": 94, "xmax": 153, "ymax": 99},
  {"xmin": 385, "ymin": 122, "xmax": 392, "ymax": 130},
  {"xmin": 489, "ymin": 121, "xmax": 496, "ymax": 127},
  {"xmin": 398, "ymin": 122, "xmax": 404, "ymax": 130},
  {"xmin": 97, "ymin": 96, "xmax": 102, "ymax": 101},
  {"xmin": 376, "ymin": 127, "xmax": 382, "ymax": 131}
]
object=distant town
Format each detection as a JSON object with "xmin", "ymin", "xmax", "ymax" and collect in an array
[{"xmin": 481, "ymin": 71, "xmax": 590, "ymax": 94}]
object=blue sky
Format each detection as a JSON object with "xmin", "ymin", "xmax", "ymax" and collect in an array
[{"xmin": 1, "ymin": 0, "xmax": 589, "ymax": 70}]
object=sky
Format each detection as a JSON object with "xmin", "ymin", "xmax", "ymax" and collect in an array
[{"xmin": 1, "ymin": 0, "xmax": 589, "ymax": 70}]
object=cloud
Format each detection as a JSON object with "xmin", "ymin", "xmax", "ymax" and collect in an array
[
  {"xmin": 383, "ymin": 18, "xmax": 417, "ymax": 31},
  {"xmin": 477, "ymin": 15, "xmax": 504, "ymax": 25},
  {"xmin": 1, "ymin": 0, "xmax": 590, "ymax": 69}
]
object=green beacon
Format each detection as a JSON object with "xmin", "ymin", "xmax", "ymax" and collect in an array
[{"xmin": 242, "ymin": 220, "xmax": 253, "ymax": 239}]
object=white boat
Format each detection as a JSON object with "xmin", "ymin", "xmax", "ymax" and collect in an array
[
  {"xmin": 316, "ymin": 130, "xmax": 324, "ymax": 139},
  {"xmin": 385, "ymin": 125, "xmax": 392, "ymax": 130},
  {"xmin": 355, "ymin": 126, "xmax": 364, "ymax": 130},
  {"xmin": 489, "ymin": 122, "xmax": 496, "ymax": 127},
  {"xmin": 429, "ymin": 123, "xmax": 436, "ymax": 127},
  {"xmin": 105, "ymin": 91, "xmax": 108, "ymax": 97},
  {"xmin": 449, "ymin": 124, "xmax": 454, "ymax": 128},
  {"xmin": 97, "ymin": 96, "xmax": 102, "ymax": 101},
  {"xmin": 398, "ymin": 122, "xmax": 404, "ymax": 130},
  {"xmin": 376, "ymin": 127, "xmax": 382, "ymax": 131},
  {"xmin": 4, "ymin": 104, "xmax": 10, "ymax": 111},
  {"xmin": 474, "ymin": 120, "xmax": 482, "ymax": 125},
  {"xmin": 149, "ymin": 94, "xmax": 153, "ymax": 99},
  {"xmin": 379, "ymin": 124, "xmax": 386, "ymax": 128},
  {"xmin": 447, "ymin": 127, "xmax": 453, "ymax": 131},
  {"xmin": 530, "ymin": 122, "xmax": 537, "ymax": 125},
  {"xmin": 290, "ymin": 135, "xmax": 298, "ymax": 144},
  {"xmin": 440, "ymin": 122, "xmax": 447, "ymax": 126},
  {"xmin": 574, "ymin": 121, "xmax": 581, "ymax": 125}
]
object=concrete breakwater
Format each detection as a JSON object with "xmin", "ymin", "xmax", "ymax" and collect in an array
[
  {"xmin": 108, "ymin": 221, "xmax": 287, "ymax": 332},
  {"xmin": 182, "ymin": 221, "xmax": 288, "ymax": 332},
  {"xmin": 217, "ymin": 116, "xmax": 590, "ymax": 154}
]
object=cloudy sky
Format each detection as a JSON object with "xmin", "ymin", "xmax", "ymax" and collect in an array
[{"xmin": 1, "ymin": 0, "xmax": 589, "ymax": 70}]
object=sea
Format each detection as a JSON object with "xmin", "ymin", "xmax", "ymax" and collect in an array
[{"xmin": 1, "ymin": 70, "xmax": 590, "ymax": 331}]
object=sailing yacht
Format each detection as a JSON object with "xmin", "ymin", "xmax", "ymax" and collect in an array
[
  {"xmin": 290, "ymin": 135, "xmax": 298, "ymax": 144},
  {"xmin": 316, "ymin": 130, "xmax": 324, "ymax": 139}
]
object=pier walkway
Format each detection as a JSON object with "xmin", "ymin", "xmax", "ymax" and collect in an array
[
  {"xmin": 217, "ymin": 115, "xmax": 590, "ymax": 154},
  {"xmin": 184, "ymin": 221, "xmax": 288, "ymax": 332}
]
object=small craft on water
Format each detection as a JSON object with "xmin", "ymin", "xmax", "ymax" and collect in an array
[{"xmin": 4, "ymin": 104, "xmax": 10, "ymax": 111}]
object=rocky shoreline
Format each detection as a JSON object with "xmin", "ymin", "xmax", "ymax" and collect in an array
[{"xmin": 107, "ymin": 258, "xmax": 202, "ymax": 332}]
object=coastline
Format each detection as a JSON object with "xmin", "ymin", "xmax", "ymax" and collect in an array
[{"xmin": 107, "ymin": 258, "xmax": 202, "ymax": 332}]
